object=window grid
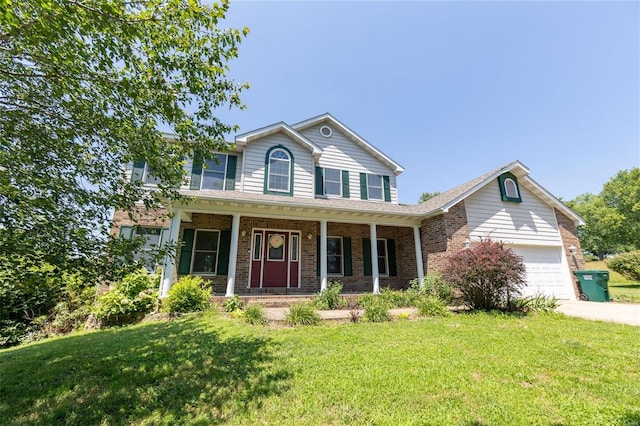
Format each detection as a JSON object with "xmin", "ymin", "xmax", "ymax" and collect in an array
[
  {"xmin": 368, "ymin": 174, "xmax": 383, "ymax": 200},
  {"xmin": 268, "ymin": 150, "xmax": 291, "ymax": 192},
  {"xmin": 324, "ymin": 168, "xmax": 341, "ymax": 196},
  {"xmin": 201, "ymin": 155, "xmax": 227, "ymax": 190},
  {"xmin": 191, "ymin": 230, "xmax": 220, "ymax": 274},
  {"xmin": 327, "ymin": 236, "xmax": 343, "ymax": 275}
]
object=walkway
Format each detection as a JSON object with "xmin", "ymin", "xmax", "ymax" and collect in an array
[{"xmin": 556, "ymin": 300, "xmax": 640, "ymax": 326}]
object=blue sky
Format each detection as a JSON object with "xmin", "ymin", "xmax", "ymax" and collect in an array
[{"xmin": 214, "ymin": 0, "xmax": 639, "ymax": 205}]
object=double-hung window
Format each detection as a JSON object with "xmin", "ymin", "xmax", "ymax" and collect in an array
[
  {"xmin": 268, "ymin": 149, "xmax": 291, "ymax": 193},
  {"xmin": 377, "ymin": 239, "xmax": 388, "ymax": 276},
  {"xmin": 201, "ymin": 155, "xmax": 227, "ymax": 190},
  {"xmin": 191, "ymin": 230, "xmax": 220, "ymax": 274},
  {"xmin": 132, "ymin": 227, "xmax": 164, "ymax": 271},
  {"xmin": 327, "ymin": 237, "xmax": 343, "ymax": 275},
  {"xmin": 367, "ymin": 174, "xmax": 384, "ymax": 200},
  {"xmin": 324, "ymin": 168, "xmax": 342, "ymax": 196}
]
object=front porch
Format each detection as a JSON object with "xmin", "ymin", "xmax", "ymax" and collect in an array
[{"xmin": 160, "ymin": 210, "xmax": 426, "ymax": 297}]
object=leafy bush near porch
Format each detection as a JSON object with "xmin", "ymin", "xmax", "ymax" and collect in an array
[
  {"xmin": 164, "ymin": 276, "xmax": 211, "ymax": 314},
  {"xmin": 285, "ymin": 303, "xmax": 320, "ymax": 326},
  {"xmin": 408, "ymin": 272, "xmax": 453, "ymax": 303},
  {"xmin": 243, "ymin": 304, "xmax": 266, "ymax": 325},
  {"xmin": 443, "ymin": 239, "xmax": 526, "ymax": 311},
  {"xmin": 311, "ymin": 280, "xmax": 347, "ymax": 310},
  {"xmin": 93, "ymin": 269, "xmax": 158, "ymax": 325},
  {"xmin": 222, "ymin": 295, "xmax": 244, "ymax": 312},
  {"xmin": 606, "ymin": 251, "xmax": 640, "ymax": 282},
  {"xmin": 415, "ymin": 296, "xmax": 450, "ymax": 317},
  {"xmin": 363, "ymin": 299, "xmax": 390, "ymax": 322}
]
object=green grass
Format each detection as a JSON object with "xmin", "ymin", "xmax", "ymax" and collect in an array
[
  {"xmin": 585, "ymin": 260, "xmax": 640, "ymax": 302},
  {"xmin": 1, "ymin": 312, "xmax": 640, "ymax": 425}
]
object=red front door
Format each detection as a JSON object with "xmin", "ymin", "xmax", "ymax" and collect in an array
[{"xmin": 250, "ymin": 230, "xmax": 300, "ymax": 288}]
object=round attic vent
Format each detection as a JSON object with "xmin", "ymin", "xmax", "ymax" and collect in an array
[{"xmin": 319, "ymin": 125, "xmax": 333, "ymax": 138}]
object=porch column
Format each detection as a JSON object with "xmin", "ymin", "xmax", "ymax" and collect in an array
[
  {"xmin": 320, "ymin": 219, "xmax": 328, "ymax": 291},
  {"xmin": 160, "ymin": 209, "xmax": 182, "ymax": 297},
  {"xmin": 225, "ymin": 213, "xmax": 241, "ymax": 297},
  {"xmin": 370, "ymin": 223, "xmax": 380, "ymax": 294},
  {"xmin": 413, "ymin": 225, "xmax": 425, "ymax": 284}
]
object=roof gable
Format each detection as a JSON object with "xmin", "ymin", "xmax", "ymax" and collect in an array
[
  {"xmin": 235, "ymin": 121, "xmax": 323, "ymax": 159},
  {"xmin": 292, "ymin": 113, "xmax": 404, "ymax": 176},
  {"xmin": 416, "ymin": 160, "xmax": 585, "ymax": 226}
]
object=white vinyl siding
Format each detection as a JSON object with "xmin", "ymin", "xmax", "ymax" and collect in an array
[
  {"xmin": 300, "ymin": 125, "xmax": 399, "ymax": 203},
  {"xmin": 241, "ymin": 133, "xmax": 314, "ymax": 198},
  {"xmin": 465, "ymin": 182, "xmax": 562, "ymax": 246}
]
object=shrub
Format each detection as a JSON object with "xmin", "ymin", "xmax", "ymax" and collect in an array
[
  {"xmin": 511, "ymin": 294, "xmax": 558, "ymax": 314},
  {"xmin": 222, "ymin": 294, "xmax": 244, "ymax": 312},
  {"xmin": 93, "ymin": 268, "xmax": 158, "ymax": 325},
  {"xmin": 363, "ymin": 299, "xmax": 390, "ymax": 323},
  {"xmin": 285, "ymin": 303, "xmax": 320, "ymax": 326},
  {"xmin": 164, "ymin": 276, "xmax": 211, "ymax": 314},
  {"xmin": 244, "ymin": 304, "xmax": 266, "ymax": 325},
  {"xmin": 312, "ymin": 280, "xmax": 347, "ymax": 310},
  {"xmin": 379, "ymin": 288, "xmax": 414, "ymax": 308},
  {"xmin": 357, "ymin": 294, "xmax": 378, "ymax": 310},
  {"xmin": 416, "ymin": 296, "xmax": 450, "ymax": 317},
  {"xmin": 443, "ymin": 239, "xmax": 527, "ymax": 311},
  {"xmin": 606, "ymin": 251, "xmax": 640, "ymax": 282},
  {"xmin": 408, "ymin": 273, "xmax": 453, "ymax": 303},
  {"xmin": 46, "ymin": 272, "xmax": 95, "ymax": 334},
  {"xmin": 0, "ymin": 257, "xmax": 63, "ymax": 347}
]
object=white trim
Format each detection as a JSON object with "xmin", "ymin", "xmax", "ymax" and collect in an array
[
  {"xmin": 320, "ymin": 220, "xmax": 328, "ymax": 291},
  {"xmin": 160, "ymin": 211, "xmax": 182, "ymax": 297},
  {"xmin": 367, "ymin": 174, "xmax": 384, "ymax": 201},
  {"xmin": 290, "ymin": 234, "xmax": 299, "ymax": 262},
  {"xmin": 235, "ymin": 122, "xmax": 323, "ymax": 159},
  {"xmin": 413, "ymin": 225, "xmax": 424, "ymax": 283},
  {"xmin": 267, "ymin": 149, "xmax": 291, "ymax": 193},
  {"xmin": 319, "ymin": 125, "xmax": 333, "ymax": 138},
  {"xmin": 225, "ymin": 214, "xmax": 241, "ymax": 297},
  {"xmin": 370, "ymin": 224, "xmax": 380, "ymax": 294}
]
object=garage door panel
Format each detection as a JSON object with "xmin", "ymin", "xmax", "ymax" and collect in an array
[{"xmin": 511, "ymin": 246, "xmax": 571, "ymax": 300}]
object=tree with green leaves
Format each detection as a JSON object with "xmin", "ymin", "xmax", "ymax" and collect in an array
[
  {"xmin": 418, "ymin": 191, "xmax": 441, "ymax": 203},
  {"xmin": 602, "ymin": 168, "xmax": 640, "ymax": 248},
  {"xmin": 565, "ymin": 193, "xmax": 626, "ymax": 260},
  {"xmin": 0, "ymin": 0, "xmax": 249, "ymax": 278},
  {"xmin": 567, "ymin": 167, "xmax": 639, "ymax": 259},
  {"xmin": 0, "ymin": 0, "xmax": 248, "ymax": 345}
]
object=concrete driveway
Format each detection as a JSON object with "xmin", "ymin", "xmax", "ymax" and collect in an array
[{"xmin": 556, "ymin": 300, "xmax": 640, "ymax": 326}]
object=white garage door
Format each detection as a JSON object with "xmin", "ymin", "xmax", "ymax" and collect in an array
[{"xmin": 511, "ymin": 246, "xmax": 573, "ymax": 300}]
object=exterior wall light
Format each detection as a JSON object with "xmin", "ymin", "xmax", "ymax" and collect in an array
[{"xmin": 464, "ymin": 240, "xmax": 471, "ymax": 249}]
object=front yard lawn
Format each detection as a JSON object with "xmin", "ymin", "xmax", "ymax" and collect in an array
[{"xmin": 1, "ymin": 311, "xmax": 639, "ymax": 425}]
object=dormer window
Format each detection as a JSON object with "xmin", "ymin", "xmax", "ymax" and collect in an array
[
  {"xmin": 498, "ymin": 172, "xmax": 522, "ymax": 203},
  {"xmin": 264, "ymin": 145, "xmax": 294, "ymax": 196}
]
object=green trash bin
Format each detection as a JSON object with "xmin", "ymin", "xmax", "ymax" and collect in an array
[{"xmin": 573, "ymin": 270, "xmax": 610, "ymax": 302}]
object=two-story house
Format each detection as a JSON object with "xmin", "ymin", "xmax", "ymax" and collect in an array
[{"xmin": 112, "ymin": 113, "xmax": 586, "ymax": 300}]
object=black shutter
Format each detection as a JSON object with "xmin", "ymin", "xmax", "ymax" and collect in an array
[
  {"xmin": 177, "ymin": 229, "xmax": 195, "ymax": 275},
  {"xmin": 363, "ymin": 237, "xmax": 372, "ymax": 276},
  {"xmin": 342, "ymin": 170, "xmax": 350, "ymax": 198},
  {"xmin": 383, "ymin": 175, "xmax": 391, "ymax": 202},
  {"xmin": 360, "ymin": 173, "xmax": 368, "ymax": 200},
  {"xmin": 387, "ymin": 239, "xmax": 397, "ymax": 276},
  {"xmin": 343, "ymin": 237, "xmax": 352, "ymax": 276},
  {"xmin": 225, "ymin": 155, "xmax": 237, "ymax": 190},
  {"xmin": 190, "ymin": 151, "xmax": 203, "ymax": 190},
  {"xmin": 217, "ymin": 230, "xmax": 231, "ymax": 275},
  {"xmin": 315, "ymin": 166, "xmax": 324, "ymax": 196}
]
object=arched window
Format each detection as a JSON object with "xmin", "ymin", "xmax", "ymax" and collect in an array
[
  {"xmin": 498, "ymin": 172, "xmax": 522, "ymax": 203},
  {"xmin": 265, "ymin": 146, "xmax": 293, "ymax": 195},
  {"xmin": 503, "ymin": 178, "xmax": 519, "ymax": 199}
]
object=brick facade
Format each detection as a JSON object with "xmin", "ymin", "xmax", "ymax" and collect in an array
[
  {"xmin": 110, "ymin": 207, "xmax": 170, "ymax": 235},
  {"xmin": 555, "ymin": 209, "xmax": 585, "ymax": 298},
  {"xmin": 170, "ymin": 216, "xmax": 418, "ymax": 295},
  {"xmin": 420, "ymin": 201, "xmax": 470, "ymax": 273}
]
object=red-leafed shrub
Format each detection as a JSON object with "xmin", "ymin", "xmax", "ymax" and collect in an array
[{"xmin": 443, "ymin": 239, "xmax": 527, "ymax": 311}]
